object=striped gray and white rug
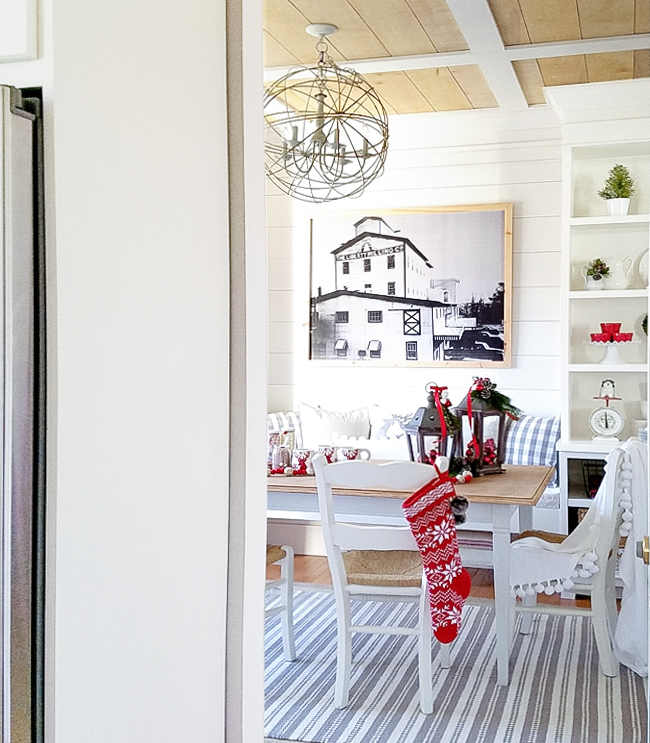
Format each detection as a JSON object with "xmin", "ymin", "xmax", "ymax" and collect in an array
[{"xmin": 265, "ymin": 588, "xmax": 647, "ymax": 743}]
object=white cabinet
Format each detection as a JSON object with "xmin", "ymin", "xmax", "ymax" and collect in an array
[
  {"xmin": 556, "ymin": 439, "xmax": 618, "ymax": 533},
  {"xmin": 560, "ymin": 139, "xmax": 649, "ymax": 532}
]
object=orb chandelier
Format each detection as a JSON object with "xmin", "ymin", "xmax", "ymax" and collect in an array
[{"xmin": 263, "ymin": 24, "xmax": 389, "ymax": 203}]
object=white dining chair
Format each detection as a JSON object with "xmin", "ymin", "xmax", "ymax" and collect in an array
[
  {"xmin": 510, "ymin": 445, "xmax": 627, "ymax": 677},
  {"xmin": 266, "ymin": 544, "xmax": 297, "ymax": 662},
  {"xmin": 312, "ymin": 453, "xmax": 452, "ymax": 715}
]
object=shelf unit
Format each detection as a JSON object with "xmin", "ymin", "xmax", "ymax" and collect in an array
[{"xmin": 559, "ymin": 136, "xmax": 649, "ymax": 532}]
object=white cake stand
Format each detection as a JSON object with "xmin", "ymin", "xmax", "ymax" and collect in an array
[{"xmin": 587, "ymin": 340, "xmax": 640, "ymax": 365}]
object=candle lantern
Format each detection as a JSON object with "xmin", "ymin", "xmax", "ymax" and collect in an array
[
  {"xmin": 404, "ymin": 382, "xmax": 456, "ymax": 464},
  {"xmin": 450, "ymin": 377, "xmax": 521, "ymax": 477}
]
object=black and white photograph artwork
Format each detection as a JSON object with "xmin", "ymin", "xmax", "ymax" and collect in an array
[{"xmin": 309, "ymin": 205, "xmax": 513, "ymax": 366}]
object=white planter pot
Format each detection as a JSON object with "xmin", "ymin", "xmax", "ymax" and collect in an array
[
  {"xmin": 582, "ymin": 267, "xmax": 605, "ymax": 290},
  {"xmin": 585, "ymin": 276, "xmax": 604, "ymax": 290},
  {"xmin": 606, "ymin": 198, "xmax": 630, "ymax": 217}
]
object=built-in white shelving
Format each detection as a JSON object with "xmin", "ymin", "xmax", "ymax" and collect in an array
[
  {"xmin": 569, "ymin": 289, "xmax": 648, "ymax": 300},
  {"xmin": 568, "ymin": 363, "xmax": 648, "ymax": 373},
  {"xmin": 570, "ymin": 215, "xmax": 650, "ymax": 227},
  {"xmin": 557, "ymin": 121, "xmax": 649, "ymax": 534}
]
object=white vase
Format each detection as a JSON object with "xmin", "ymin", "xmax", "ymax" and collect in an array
[
  {"xmin": 604, "ymin": 256, "xmax": 633, "ymax": 289},
  {"xmin": 638, "ymin": 250, "xmax": 648, "ymax": 285},
  {"xmin": 606, "ymin": 198, "xmax": 630, "ymax": 217}
]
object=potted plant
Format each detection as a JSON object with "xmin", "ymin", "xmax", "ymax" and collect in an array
[
  {"xmin": 583, "ymin": 258, "xmax": 609, "ymax": 290},
  {"xmin": 597, "ymin": 164, "xmax": 635, "ymax": 216}
]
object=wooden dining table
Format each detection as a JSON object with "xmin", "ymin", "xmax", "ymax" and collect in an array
[{"xmin": 267, "ymin": 463, "xmax": 555, "ymax": 686}]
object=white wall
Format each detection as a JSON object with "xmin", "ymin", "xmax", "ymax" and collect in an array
[
  {"xmin": 42, "ymin": 0, "xmax": 232, "ymax": 741},
  {"xmin": 268, "ymin": 107, "xmax": 564, "ymax": 419}
]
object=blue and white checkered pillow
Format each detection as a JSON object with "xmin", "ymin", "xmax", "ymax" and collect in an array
[
  {"xmin": 504, "ymin": 415, "xmax": 560, "ymax": 486},
  {"xmin": 267, "ymin": 412, "xmax": 303, "ymax": 448}
]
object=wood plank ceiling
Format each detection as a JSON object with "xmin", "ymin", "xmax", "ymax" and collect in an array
[
  {"xmin": 490, "ymin": 0, "xmax": 650, "ymax": 104},
  {"xmin": 263, "ymin": 0, "xmax": 650, "ymax": 113}
]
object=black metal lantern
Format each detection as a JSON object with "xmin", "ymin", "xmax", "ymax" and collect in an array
[
  {"xmin": 404, "ymin": 382, "xmax": 454, "ymax": 464},
  {"xmin": 450, "ymin": 378, "xmax": 517, "ymax": 476}
]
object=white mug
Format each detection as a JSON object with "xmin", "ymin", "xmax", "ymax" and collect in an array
[
  {"xmin": 317, "ymin": 445, "xmax": 338, "ymax": 464},
  {"xmin": 339, "ymin": 447, "xmax": 371, "ymax": 461}
]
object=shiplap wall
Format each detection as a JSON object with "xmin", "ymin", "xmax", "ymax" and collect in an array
[{"xmin": 267, "ymin": 107, "xmax": 564, "ymax": 419}]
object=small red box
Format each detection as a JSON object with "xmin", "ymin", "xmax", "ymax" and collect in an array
[
  {"xmin": 613, "ymin": 332, "xmax": 633, "ymax": 342},
  {"xmin": 600, "ymin": 323, "xmax": 621, "ymax": 335},
  {"xmin": 591, "ymin": 332, "xmax": 611, "ymax": 342}
]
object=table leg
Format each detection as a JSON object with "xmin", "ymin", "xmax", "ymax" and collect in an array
[
  {"xmin": 518, "ymin": 504, "xmax": 534, "ymax": 534},
  {"xmin": 492, "ymin": 504, "xmax": 513, "ymax": 685}
]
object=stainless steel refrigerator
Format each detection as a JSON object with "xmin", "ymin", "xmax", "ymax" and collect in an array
[{"xmin": 0, "ymin": 85, "xmax": 46, "ymax": 743}]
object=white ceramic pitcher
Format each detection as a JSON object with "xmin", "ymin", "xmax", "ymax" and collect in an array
[{"xmin": 605, "ymin": 256, "xmax": 633, "ymax": 289}]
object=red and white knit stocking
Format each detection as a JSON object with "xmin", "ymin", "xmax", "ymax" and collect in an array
[{"xmin": 402, "ymin": 470, "xmax": 471, "ymax": 643}]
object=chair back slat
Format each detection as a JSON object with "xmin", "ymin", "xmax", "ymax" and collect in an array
[
  {"xmin": 313, "ymin": 454, "xmax": 435, "ymax": 554},
  {"xmin": 331, "ymin": 522, "xmax": 417, "ymax": 551},
  {"xmin": 319, "ymin": 459, "xmax": 436, "ymax": 491}
]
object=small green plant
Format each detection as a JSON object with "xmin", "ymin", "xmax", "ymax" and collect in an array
[
  {"xmin": 597, "ymin": 164, "xmax": 635, "ymax": 200},
  {"xmin": 586, "ymin": 258, "xmax": 609, "ymax": 281}
]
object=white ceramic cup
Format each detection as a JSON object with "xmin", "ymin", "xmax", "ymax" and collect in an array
[
  {"xmin": 317, "ymin": 445, "xmax": 338, "ymax": 464},
  {"xmin": 338, "ymin": 447, "xmax": 371, "ymax": 461},
  {"xmin": 291, "ymin": 448, "xmax": 313, "ymax": 471}
]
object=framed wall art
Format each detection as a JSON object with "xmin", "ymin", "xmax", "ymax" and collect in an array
[{"xmin": 309, "ymin": 204, "xmax": 513, "ymax": 367}]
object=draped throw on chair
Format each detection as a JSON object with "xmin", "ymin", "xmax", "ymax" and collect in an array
[{"xmin": 613, "ymin": 438, "xmax": 648, "ymax": 676}]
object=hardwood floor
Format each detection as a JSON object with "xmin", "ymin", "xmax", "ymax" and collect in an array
[{"xmin": 267, "ymin": 554, "xmax": 591, "ymax": 608}]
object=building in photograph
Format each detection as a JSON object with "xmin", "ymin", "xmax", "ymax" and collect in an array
[
  {"xmin": 331, "ymin": 216, "xmax": 432, "ymax": 299},
  {"xmin": 310, "ymin": 216, "xmax": 506, "ymax": 362}
]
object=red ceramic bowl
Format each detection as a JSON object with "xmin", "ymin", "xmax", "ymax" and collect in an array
[
  {"xmin": 613, "ymin": 332, "xmax": 633, "ymax": 342},
  {"xmin": 591, "ymin": 332, "xmax": 611, "ymax": 342},
  {"xmin": 600, "ymin": 323, "xmax": 621, "ymax": 334}
]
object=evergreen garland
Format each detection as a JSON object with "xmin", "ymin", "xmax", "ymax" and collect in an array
[{"xmin": 471, "ymin": 377, "xmax": 522, "ymax": 420}]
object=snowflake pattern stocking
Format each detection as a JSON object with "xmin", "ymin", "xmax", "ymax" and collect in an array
[{"xmin": 402, "ymin": 470, "xmax": 471, "ymax": 643}]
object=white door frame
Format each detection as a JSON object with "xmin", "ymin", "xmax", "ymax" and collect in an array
[{"xmin": 225, "ymin": 0, "xmax": 269, "ymax": 740}]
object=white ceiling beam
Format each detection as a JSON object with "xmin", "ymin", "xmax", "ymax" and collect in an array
[
  {"xmin": 263, "ymin": 51, "xmax": 475, "ymax": 82},
  {"xmin": 445, "ymin": 0, "xmax": 528, "ymax": 110},
  {"xmin": 264, "ymin": 33, "xmax": 650, "ymax": 85},
  {"xmin": 507, "ymin": 34, "xmax": 650, "ymax": 60}
]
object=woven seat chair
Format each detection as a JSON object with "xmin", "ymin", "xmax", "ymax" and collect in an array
[
  {"xmin": 312, "ymin": 453, "xmax": 452, "ymax": 715},
  {"xmin": 510, "ymin": 445, "xmax": 627, "ymax": 677},
  {"xmin": 266, "ymin": 544, "xmax": 296, "ymax": 662}
]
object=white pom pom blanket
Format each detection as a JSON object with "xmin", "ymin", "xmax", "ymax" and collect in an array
[{"xmin": 613, "ymin": 438, "xmax": 647, "ymax": 676}]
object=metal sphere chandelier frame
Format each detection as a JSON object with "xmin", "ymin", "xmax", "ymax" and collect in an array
[{"xmin": 263, "ymin": 24, "xmax": 389, "ymax": 203}]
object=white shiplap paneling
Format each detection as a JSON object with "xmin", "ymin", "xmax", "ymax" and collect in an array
[
  {"xmin": 267, "ymin": 110, "xmax": 564, "ymax": 420},
  {"xmin": 513, "ymin": 251, "xmax": 562, "ymax": 287},
  {"xmin": 513, "ymin": 215, "xmax": 562, "ymax": 253}
]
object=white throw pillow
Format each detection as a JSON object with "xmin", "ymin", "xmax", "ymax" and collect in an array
[
  {"xmin": 369, "ymin": 404, "xmax": 413, "ymax": 440},
  {"xmin": 298, "ymin": 403, "xmax": 370, "ymax": 448}
]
